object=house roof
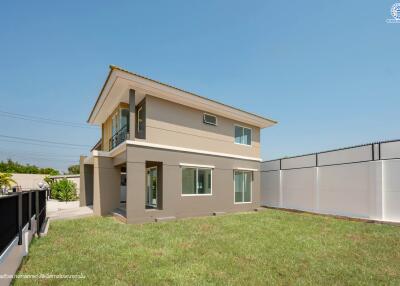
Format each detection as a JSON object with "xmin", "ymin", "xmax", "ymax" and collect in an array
[{"xmin": 88, "ymin": 65, "xmax": 278, "ymax": 128}]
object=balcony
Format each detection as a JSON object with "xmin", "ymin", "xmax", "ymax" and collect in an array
[{"xmin": 109, "ymin": 125, "xmax": 128, "ymax": 151}]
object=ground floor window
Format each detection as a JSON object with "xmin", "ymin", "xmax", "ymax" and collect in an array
[
  {"xmin": 182, "ymin": 167, "xmax": 212, "ymax": 195},
  {"xmin": 234, "ymin": 171, "xmax": 252, "ymax": 203}
]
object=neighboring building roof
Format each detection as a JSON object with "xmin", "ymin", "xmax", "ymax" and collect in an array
[{"xmin": 87, "ymin": 65, "xmax": 278, "ymax": 128}]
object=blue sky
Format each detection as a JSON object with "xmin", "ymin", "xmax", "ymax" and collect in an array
[{"xmin": 0, "ymin": 1, "xmax": 399, "ymax": 172}]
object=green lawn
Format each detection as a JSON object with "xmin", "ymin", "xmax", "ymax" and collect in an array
[{"xmin": 15, "ymin": 209, "xmax": 400, "ymax": 285}]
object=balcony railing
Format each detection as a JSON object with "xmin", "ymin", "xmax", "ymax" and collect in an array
[{"xmin": 109, "ymin": 125, "xmax": 128, "ymax": 151}]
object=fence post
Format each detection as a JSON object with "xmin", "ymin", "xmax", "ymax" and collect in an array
[
  {"xmin": 36, "ymin": 190, "xmax": 40, "ymax": 236},
  {"xmin": 28, "ymin": 191, "xmax": 32, "ymax": 230},
  {"xmin": 372, "ymin": 144, "xmax": 375, "ymax": 161},
  {"xmin": 18, "ymin": 192, "xmax": 23, "ymax": 245},
  {"xmin": 378, "ymin": 143, "xmax": 381, "ymax": 160}
]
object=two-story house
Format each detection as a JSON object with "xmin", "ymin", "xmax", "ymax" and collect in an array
[{"xmin": 80, "ymin": 66, "xmax": 277, "ymax": 223}]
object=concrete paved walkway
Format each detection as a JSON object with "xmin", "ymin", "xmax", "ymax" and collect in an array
[{"xmin": 47, "ymin": 199, "xmax": 93, "ymax": 221}]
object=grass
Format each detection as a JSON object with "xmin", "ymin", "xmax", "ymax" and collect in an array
[{"xmin": 14, "ymin": 209, "xmax": 400, "ymax": 285}]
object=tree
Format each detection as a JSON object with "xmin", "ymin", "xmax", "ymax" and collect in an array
[
  {"xmin": 0, "ymin": 173, "xmax": 17, "ymax": 192},
  {"xmin": 40, "ymin": 168, "xmax": 59, "ymax": 176},
  {"xmin": 0, "ymin": 159, "xmax": 60, "ymax": 175},
  {"xmin": 67, "ymin": 164, "xmax": 80, "ymax": 175}
]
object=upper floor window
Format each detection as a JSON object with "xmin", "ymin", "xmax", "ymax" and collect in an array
[
  {"xmin": 135, "ymin": 99, "xmax": 146, "ymax": 139},
  {"xmin": 120, "ymin": 109, "xmax": 129, "ymax": 129},
  {"xmin": 203, "ymin": 113, "xmax": 217, "ymax": 126},
  {"xmin": 112, "ymin": 113, "xmax": 119, "ymax": 136},
  {"xmin": 110, "ymin": 107, "xmax": 129, "ymax": 150},
  {"xmin": 234, "ymin": 125, "xmax": 251, "ymax": 146},
  {"xmin": 112, "ymin": 108, "xmax": 129, "ymax": 136}
]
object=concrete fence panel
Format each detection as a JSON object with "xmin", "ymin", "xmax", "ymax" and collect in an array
[
  {"xmin": 383, "ymin": 159, "xmax": 400, "ymax": 222},
  {"xmin": 281, "ymin": 154, "xmax": 316, "ymax": 170},
  {"xmin": 381, "ymin": 141, "xmax": 400, "ymax": 160},
  {"xmin": 318, "ymin": 145, "xmax": 372, "ymax": 166},
  {"xmin": 260, "ymin": 171, "xmax": 280, "ymax": 207},
  {"xmin": 318, "ymin": 162, "xmax": 371, "ymax": 218},
  {"xmin": 281, "ymin": 168, "xmax": 316, "ymax": 212},
  {"xmin": 261, "ymin": 160, "xmax": 280, "ymax": 172}
]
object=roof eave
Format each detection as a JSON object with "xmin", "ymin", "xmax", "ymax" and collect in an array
[
  {"xmin": 88, "ymin": 65, "xmax": 278, "ymax": 128},
  {"xmin": 87, "ymin": 67, "xmax": 114, "ymax": 123}
]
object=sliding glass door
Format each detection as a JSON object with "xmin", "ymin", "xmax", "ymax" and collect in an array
[{"xmin": 146, "ymin": 167, "xmax": 158, "ymax": 209}]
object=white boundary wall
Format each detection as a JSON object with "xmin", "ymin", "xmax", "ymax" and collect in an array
[
  {"xmin": 261, "ymin": 140, "xmax": 400, "ymax": 222},
  {"xmin": 0, "ymin": 217, "xmax": 37, "ymax": 286},
  {"xmin": 11, "ymin": 174, "xmax": 47, "ymax": 190}
]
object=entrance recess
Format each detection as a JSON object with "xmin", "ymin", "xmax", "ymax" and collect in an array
[{"xmin": 146, "ymin": 166, "xmax": 158, "ymax": 209}]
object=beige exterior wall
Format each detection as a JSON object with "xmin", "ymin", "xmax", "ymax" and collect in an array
[
  {"xmin": 102, "ymin": 115, "xmax": 112, "ymax": 151},
  {"xmin": 99, "ymin": 96, "xmax": 261, "ymax": 159},
  {"xmin": 126, "ymin": 145, "xmax": 260, "ymax": 223},
  {"xmin": 145, "ymin": 96, "xmax": 261, "ymax": 158}
]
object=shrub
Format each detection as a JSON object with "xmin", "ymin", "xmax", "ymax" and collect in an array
[{"xmin": 51, "ymin": 179, "xmax": 78, "ymax": 202}]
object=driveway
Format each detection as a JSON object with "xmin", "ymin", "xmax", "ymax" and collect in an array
[{"xmin": 47, "ymin": 199, "xmax": 93, "ymax": 220}]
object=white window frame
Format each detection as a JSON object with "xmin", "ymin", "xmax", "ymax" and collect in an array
[
  {"xmin": 181, "ymin": 166, "xmax": 213, "ymax": 196},
  {"xmin": 137, "ymin": 106, "xmax": 143, "ymax": 132},
  {"xmin": 234, "ymin": 124, "xmax": 252, "ymax": 146},
  {"xmin": 233, "ymin": 170, "xmax": 252, "ymax": 204},
  {"xmin": 203, "ymin": 113, "xmax": 218, "ymax": 126}
]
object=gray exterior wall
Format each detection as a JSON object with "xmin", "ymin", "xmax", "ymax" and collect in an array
[
  {"xmin": 126, "ymin": 145, "xmax": 260, "ymax": 223},
  {"xmin": 92, "ymin": 156, "xmax": 120, "ymax": 216}
]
